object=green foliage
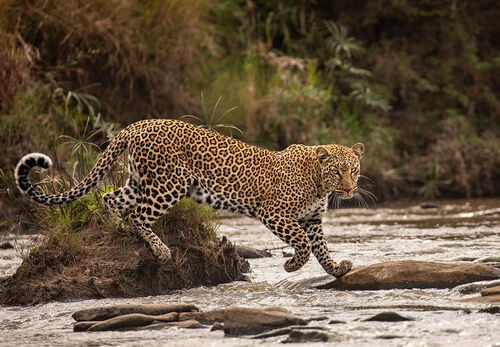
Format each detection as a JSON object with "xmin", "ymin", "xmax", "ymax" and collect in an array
[
  {"xmin": 168, "ymin": 198, "xmax": 219, "ymax": 239},
  {"xmin": 1, "ymin": 0, "xmax": 499, "ymax": 212},
  {"xmin": 183, "ymin": 92, "xmax": 243, "ymax": 136},
  {"xmin": 29, "ymin": 115, "xmax": 119, "ymax": 232},
  {"xmin": 255, "ymin": 59, "xmax": 334, "ymax": 148},
  {"xmin": 325, "ymin": 21, "xmax": 365, "ymax": 60}
]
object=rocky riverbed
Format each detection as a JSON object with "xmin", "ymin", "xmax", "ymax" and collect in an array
[{"xmin": 0, "ymin": 198, "xmax": 499, "ymax": 346}]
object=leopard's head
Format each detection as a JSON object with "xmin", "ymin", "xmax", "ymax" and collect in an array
[{"xmin": 316, "ymin": 143, "xmax": 365, "ymax": 199}]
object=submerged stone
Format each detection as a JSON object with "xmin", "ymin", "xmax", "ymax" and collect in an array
[
  {"xmin": 452, "ymin": 279, "xmax": 500, "ymax": 294},
  {"xmin": 420, "ymin": 202, "xmax": 444, "ymax": 209},
  {"xmin": 0, "ymin": 242, "xmax": 14, "ymax": 250},
  {"xmin": 282, "ymin": 329, "xmax": 331, "ymax": 343},
  {"xmin": 234, "ymin": 245, "xmax": 272, "ymax": 259},
  {"xmin": 362, "ymin": 312, "xmax": 414, "ymax": 322}
]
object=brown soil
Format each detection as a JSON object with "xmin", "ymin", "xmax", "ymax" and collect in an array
[{"xmin": 0, "ymin": 208, "xmax": 250, "ymax": 306}]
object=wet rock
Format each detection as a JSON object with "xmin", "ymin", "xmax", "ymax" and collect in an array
[
  {"xmin": 0, "ymin": 242, "xmax": 14, "ymax": 249},
  {"xmin": 481, "ymin": 285, "xmax": 500, "ymax": 296},
  {"xmin": 478, "ymin": 307, "xmax": 499, "ymax": 314},
  {"xmin": 420, "ymin": 202, "xmax": 444, "ymax": 209},
  {"xmin": 166, "ymin": 319, "xmax": 204, "ymax": 328},
  {"xmin": 452, "ymin": 280, "xmax": 500, "ymax": 294},
  {"xmin": 362, "ymin": 312, "xmax": 414, "ymax": 322},
  {"xmin": 328, "ymin": 320, "xmax": 346, "ymax": 324},
  {"xmin": 482, "ymin": 209, "xmax": 500, "ymax": 217},
  {"xmin": 316, "ymin": 260, "xmax": 500, "ymax": 290},
  {"xmin": 73, "ymin": 303, "xmax": 197, "ymax": 321},
  {"xmin": 305, "ymin": 316, "xmax": 328, "ymax": 322},
  {"xmin": 179, "ymin": 306, "xmax": 289, "ymax": 323},
  {"xmin": 251, "ymin": 326, "xmax": 327, "ymax": 339},
  {"xmin": 451, "ymin": 256, "xmax": 478, "ymax": 262},
  {"xmin": 235, "ymin": 245, "xmax": 272, "ymax": 259},
  {"xmin": 210, "ymin": 322, "xmax": 224, "ymax": 331},
  {"xmin": 87, "ymin": 314, "xmax": 154, "ymax": 331},
  {"xmin": 282, "ymin": 329, "xmax": 330, "ymax": 343},
  {"xmin": 180, "ymin": 306, "xmax": 305, "ymax": 336},
  {"xmin": 473, "ymin": 256, "xmax": 500, "ymax": 265},
  {"xmin": 376, "ymin": 335, "xmax": 404, "ymax": 339},
  {"xmin": 73, "ymin": 321, "xmax": 99, "ymax": 332},
  {"xmin": 138, "ymin": 319, "xmax": 204, "ymax": 330},
  {"xmin": 86, "ymin": 312, "xmax": 179, "ymax": 331},
  {"xmin": 460, "ymin": 295, "xmax": 500, "ymax": 303},
  {"xmin": 251, "ymin": 327, "xmax": 292, "ymax": 339}
]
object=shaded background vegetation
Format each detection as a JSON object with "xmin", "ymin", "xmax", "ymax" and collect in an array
[{"xmin": 1, "ymin": 0, "xmax": 499, "ymax": 228}]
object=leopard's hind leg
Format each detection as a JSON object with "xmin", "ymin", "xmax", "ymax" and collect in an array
[
  {"xmin": 128, "ymin": 178, "xmax": 189, "ymax": 263},
  {"xmin": 103, "ymin": 166, "xmax": 141, "ymax": 224}
]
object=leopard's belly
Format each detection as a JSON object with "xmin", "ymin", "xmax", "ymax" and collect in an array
[{"xmin": 187, "ymin": 180, "xmax": 257, "ymax": 218}]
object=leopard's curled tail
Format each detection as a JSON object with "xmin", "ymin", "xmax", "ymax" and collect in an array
[{"xmin": 15, "ymin": 130, "xmax": 129, "ymax": 205}]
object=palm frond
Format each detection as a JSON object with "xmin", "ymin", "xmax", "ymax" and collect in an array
[{"xmin": 325, "ymin": 21, "xmax": 365, "ymax": 60}]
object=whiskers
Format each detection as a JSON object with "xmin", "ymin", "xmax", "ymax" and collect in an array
[
  {"xmin": 354, "ymin": 187, "xmax": 377, "ymax": 208},
  {"xmin": 328, "ymin": 187, "xmax": 377, "ymax": 209},
  {"xmin": 328, "ymin": 192, "xmax": 343, "ymax": 209}
]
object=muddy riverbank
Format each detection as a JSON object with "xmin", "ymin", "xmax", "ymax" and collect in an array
[{"xmin": 0, "ymin": 198, "xmax": 499, "ymax": 346}]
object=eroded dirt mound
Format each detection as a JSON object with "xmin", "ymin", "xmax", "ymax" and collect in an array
[{"xmin": 0, "ymin": 209, "xmax": 250, "ymax": 306}]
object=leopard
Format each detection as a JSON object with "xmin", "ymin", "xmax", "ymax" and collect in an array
[{"xmin": 15, "ymin": 119, "xmax": 365, "ymax": 277}]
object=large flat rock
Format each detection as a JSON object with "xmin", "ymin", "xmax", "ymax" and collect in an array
[
  {"xmin": 316, "ymin": 261, "xmax": 500, "ymax": 290},
  {"xmin": 180, "ymin": 306, "xmax": 306, "ymax": 336}
]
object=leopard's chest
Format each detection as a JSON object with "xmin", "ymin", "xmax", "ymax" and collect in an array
[{"xmin": 297, "ymin": 197, "xmax": 328, "ymax": 221}]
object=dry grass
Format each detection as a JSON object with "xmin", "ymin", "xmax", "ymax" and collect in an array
[
  {"xmin": 0, "ymin": 31, "xmax": 33, "ymax": 111},
  {"xmin": 1, "ymin": 0, "xmax": 213, "ymax": 120}
]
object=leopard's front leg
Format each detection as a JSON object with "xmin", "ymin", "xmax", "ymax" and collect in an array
[
  {"xmin": 300, "ymin": 218, "xmax": 352, "ymax": 277},
  {"xmin": 260, "ymin": 215, "xmax": 312, "ymax": 272}
]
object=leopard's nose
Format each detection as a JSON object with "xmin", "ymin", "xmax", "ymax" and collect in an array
[{"xmin": 345, "ymin": 187, "xmax": 357, "ymax": 197}]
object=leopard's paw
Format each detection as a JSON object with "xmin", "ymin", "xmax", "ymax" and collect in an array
[
  {"xmin": 328, "ymin": 260, "xmax": 352, "ymax": 278},
  {"xmin": 153, "ymin": 244, "xmax": 172, "ymax": 264},
  {"xmin": 284, "ymin": 258, "xmax": 300, "ymax": 272}
]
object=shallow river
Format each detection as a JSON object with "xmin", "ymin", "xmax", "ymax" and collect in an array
[{"xmin": 1, "ymin": 199, "xmax": 499, "ymax": 346}]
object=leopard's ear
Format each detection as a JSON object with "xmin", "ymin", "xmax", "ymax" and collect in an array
[
  {"xmin": 316, "ymin": 146, "xmax": 329, "ymax": 164},
  {"xmin": 351, "ymin": 143, "xmax": 365, "ymax": 159}
]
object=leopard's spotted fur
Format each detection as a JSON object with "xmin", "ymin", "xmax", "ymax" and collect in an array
[{"xmin": 15, "ymin": 119, "xmax": 364, "ymax": 277}]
